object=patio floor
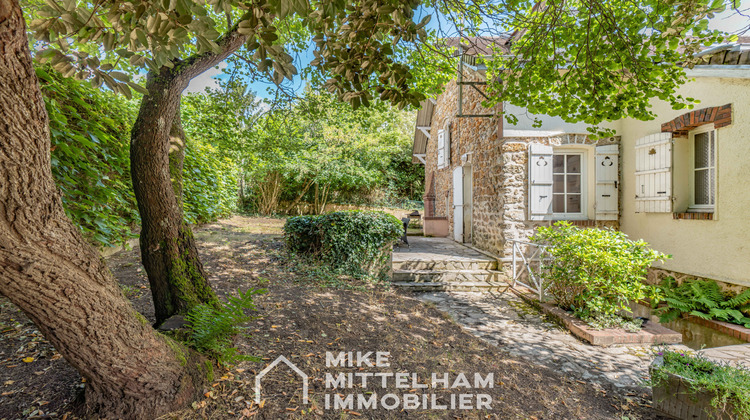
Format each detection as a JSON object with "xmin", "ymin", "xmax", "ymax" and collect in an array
[{"xmin": 393, "ymin": 236, "xmax": 496, "ymax": 266}]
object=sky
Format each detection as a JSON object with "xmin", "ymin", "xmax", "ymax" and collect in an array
[{"xmin": 185, "ymin": 2, "xmax": 750, "ymax": 97}]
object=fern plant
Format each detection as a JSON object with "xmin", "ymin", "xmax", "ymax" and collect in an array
[
  {"xmin": 655, "ymin": 278, "xmax": 750, "ymax": 328},
  {"xmin": 185, "ymin": 287, "xmax": 266, "ymax": 365}
]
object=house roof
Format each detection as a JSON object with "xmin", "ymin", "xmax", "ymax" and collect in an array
[{"xmin": 411, "ymin": 99, "xmax": 435, "ymax": 163}]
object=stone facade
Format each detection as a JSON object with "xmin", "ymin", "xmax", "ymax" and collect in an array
[
  {"xmin": 423, "ymin": 68, "xmax": 620, "ymax": 263},
  {"xmin": 496, "ymin": 135, "xmax": 620, "ymax": 259},
  {"xmin": 423, "ymin": 68, "xmax": 503, "ymax": 254}
]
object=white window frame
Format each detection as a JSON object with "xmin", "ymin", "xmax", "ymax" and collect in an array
[
  {"xmin": 688, "ymin": 124, "xmax": 717, "ymax": 213},
  {"xmin": 552, "ymin": 148, "xmax": 588, "ymax": 220}
]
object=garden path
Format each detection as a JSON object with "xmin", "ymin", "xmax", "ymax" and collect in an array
[
  {"xmin": 416, "ymin": 291, "xmax": 692, "ymax": 393},
  {"xmin": 698, "ymin": 343, "xmax": 750, "ymax": 368}
]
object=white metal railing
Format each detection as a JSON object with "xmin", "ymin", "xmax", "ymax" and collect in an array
[{"xmin": 509, "ymin": 240, "xmax": 552, "ymax": 301}]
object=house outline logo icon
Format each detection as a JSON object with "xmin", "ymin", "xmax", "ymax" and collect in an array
[{"xmin": 254, "ymin": 356, "xmax": 309, "ymax": 404}]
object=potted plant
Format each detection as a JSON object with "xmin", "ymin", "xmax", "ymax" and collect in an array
[{"xmin": 650, "ymin": 349, "xmax": 750, "ymax": 419}]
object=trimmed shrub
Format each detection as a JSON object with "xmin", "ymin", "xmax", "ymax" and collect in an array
[
  {"xmin": 283, "ymin": 211, "xmax": 403, "ymax": 279},
  {"xmin": 532, "ymin": 221, "xmax": 667, "ymax": 320}
]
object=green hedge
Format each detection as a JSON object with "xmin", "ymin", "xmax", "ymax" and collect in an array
[
  {"xmin": 183, "ymin": 140, "xmax": 238, "ymax": 224},
  {"xmin": 532, "ymin": 221, "xmax": 667, "ymax": 321},
  {"xmin": 38, "ymin": 66, "xmax": 239, "ymax": 247},
  {"xmin": 284, "ymin": 211, "xmax": 403, "ymax": 279}
]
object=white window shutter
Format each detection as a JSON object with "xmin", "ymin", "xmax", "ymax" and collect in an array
[
  {"xmin": 528, "ymin": 143, "xmax": 554, "ymax": 220},
  {"xmin": 635, "ymin": 133, "xmax": 673, "ymax": 213},
  {"xmin": 444, "ymin": 122, "xmax": 451, "ymax": 166},
  {"xmin": 595, "ymin": 144, "xmax": 619, "ymax": 220},
  {"xmin": 437, "ymin": 129, "xmax": 445, "ymax": 168}
]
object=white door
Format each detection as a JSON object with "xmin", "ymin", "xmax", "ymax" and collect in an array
[{"xmin": 453, "ymin": 166, "xmax": 463, "ymax": 242}]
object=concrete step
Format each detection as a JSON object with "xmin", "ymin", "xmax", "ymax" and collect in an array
[
  {"xmin": 392, "ymin": 269, "xmax": 508, "ymax": 283},
  {"xmin": 392, "ymin": 281, "xmax": 510, "ymax": 292},
  {"xmin": 392, "ymin": 259, "xmax": 497, "ymax": 271}
]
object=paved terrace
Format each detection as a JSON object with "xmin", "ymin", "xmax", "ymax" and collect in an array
[{"xmin": 393, "ymin": 236, "xmax": 496, "ymax": 268}]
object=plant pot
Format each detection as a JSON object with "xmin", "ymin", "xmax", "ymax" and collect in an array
[{"xmin": 650, "ymin": 356, "xmax": 740, "ymax": 420}]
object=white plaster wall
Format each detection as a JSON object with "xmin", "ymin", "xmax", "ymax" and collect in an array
[
  {"xmin": 618, "ymin": 77, "xmax": 750, "ymax": 287},
  {"xmin": 503, "ymin": 103, "xmax": 622, "ymax": 135}
]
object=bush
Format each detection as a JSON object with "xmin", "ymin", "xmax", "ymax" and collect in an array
[
  {"xmin": 532, "ymin": 222, "xmax": 667, "ymax": 321},
  {"xmin": 655, "ymin": 277, "xmax": 750, "ymax": 328},
  {"xmin": 37, "ymin": 66, "xmax": 240, "ymax": 247},
  {"xmin": 284, "ymin": 211, "xmax": 403, "ymax": 279}
]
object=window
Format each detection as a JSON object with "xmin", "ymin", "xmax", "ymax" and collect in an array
[
  {"xmin": 690, "ymin": 128, "xmax": 716, "ymax": 212},
  {"xmin": 529, "ymin": 143, "xmax": 616, "ymax": 221},
  {"xmin": 552, "ymin": 152, "xmax": 585, "ymax": 218}
]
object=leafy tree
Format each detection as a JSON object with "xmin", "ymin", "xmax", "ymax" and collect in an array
[
  {"xmin": 25, "ymin": 0, "xmax": 432, "ymax": 325},
  {"xmin": 429, "ymin": 0, "xmax": 730, "ymax": 134},
  {"xmin": 1, "ymin": 2, "xmax": 208, "ymax": 417}
]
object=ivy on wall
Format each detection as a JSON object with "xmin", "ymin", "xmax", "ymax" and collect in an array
[{"xmin": 38, "ymin": 67, "xmax": 239, "ymax": 247}]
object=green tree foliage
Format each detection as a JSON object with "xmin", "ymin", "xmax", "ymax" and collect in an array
[
  {"xmin": 532, "ymin": 222, "xmax": 667, "ymax": 320},
  {"xmin": 183, "ymin": 139, "xmax": 239, "ymax": 224},
  {"xmin": 182, "ymin": 84, "xmax": 422, "ymax": 215},
  {"xmin": 25, "ymin": 0, "xmax": 432, "ymax": 107},
  {"xmin": 37, "ymin": 66, "xmax": 240, "ymax": 246},
  {"xmin": 475, "ymin": 0, "xmax": 731, "ymax": 134}
]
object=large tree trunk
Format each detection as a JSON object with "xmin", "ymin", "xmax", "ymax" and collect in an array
[
  {"xmin": 130, "ymin": 28, "xmax": 247, "ymax": 326},
  {"xmin": 131, "ymin": 73, "xmax": 216, "ymax": 326},
  {"xmin": 169, "ymin": 102, "xmax": 187, "ymax": 207},
  {"xmin": 0, "ymin": 2, "xmax": 207, "ymax": 417}
]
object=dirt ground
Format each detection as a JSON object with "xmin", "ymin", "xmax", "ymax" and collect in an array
[{"xmin": 0, "ymin": 216, "xmax": 666, "ymax": 419}]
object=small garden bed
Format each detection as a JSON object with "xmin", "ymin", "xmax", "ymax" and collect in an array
[
  {"xmin": 526, "ymin": 222, "xmax": 672, "ymax": 342},
  {"xmin": 650, "ymin": 350, "xmax": 750, "ymax": 419},
  {"xmin": 516, "ymin": 290, "xmax": 682, "ymax": 346}
]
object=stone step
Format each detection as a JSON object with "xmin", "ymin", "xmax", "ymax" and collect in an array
[
  {"xmin": 392, "ymin": 259, "xmax": 497, "ymax": 271},
  {"xmin": 392, "ymin": 281, "xmax": 510, "ymax": 292},
  {"xmin": 392, "ymin": 269, "xmax": 508, "ymax": 283}
]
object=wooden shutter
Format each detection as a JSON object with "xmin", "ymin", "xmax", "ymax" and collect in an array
[
  {"xmin": 635, "ymin": 133, "xmax": 672, "ymax": 213},
  {"xmin": 595, "ymin": 145, "xmax": 619, "ymax": 220},
  {"xmin": 444, "ymin": 121, "xmax": 451, "ymax": 166},
  {"xmin": 437, "ymin": 129, "xmax": 445, "ymax": 168},
  {"xmin": 528, "ymin": 143, "xmax": 554, "ymax": 220}
]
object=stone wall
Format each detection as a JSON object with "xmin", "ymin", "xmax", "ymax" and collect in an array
[
  {"xmin": 497, "ymin": 135, "xmax": 621, "ymax": 260},
  {"xmin": 648, "ymin": 268, "xmax": 749, "ymax": 295},
  {"xmin": 423, "ymin": 68, "xmax": 502, "ymax": 251},
  {"xmin": 423, "ymin": 69, "xmax": 621, "ymax": 263}
]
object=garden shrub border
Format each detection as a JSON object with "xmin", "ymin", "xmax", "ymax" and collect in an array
[{"xmin": 283, "ymin": 210, "xmax": 403, "ymax": 280}]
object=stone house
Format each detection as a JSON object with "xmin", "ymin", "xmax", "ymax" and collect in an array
[{"xmin": 413, "ymin": 40, "xmax": 750, "ymax": 289}]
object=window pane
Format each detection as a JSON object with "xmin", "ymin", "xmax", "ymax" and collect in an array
[
  {"xmin": 553, "ymin": 155, "xmax": 564, "ymax": 173},
  {"xmin": 710, "ymin": 131, "xmax": 715, "ymax": 165},
  {"xmin": 567, "ymin": 195, "xmax": 581, "ymax": 213},
  {"xmin": 567, "ymin": 174, "xmax": 581, "ymax": 193},
  {"xmin": 695, "ymin": 168, "xmax": 710, "ymax": 205},
  {"xmin": 566, "ymin": 155, "xmax": 581, "ymax": 173},
  {"xmin": 695, "ymin": 132, "xmax": 710, "ymax": 169},
  {"xmin": 553, "ymin": 175, "xmax": 565, "ymax": 193},
  {"xmin": 553, "ymin": 194, "xmax": 565, "ymax": 213}
]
